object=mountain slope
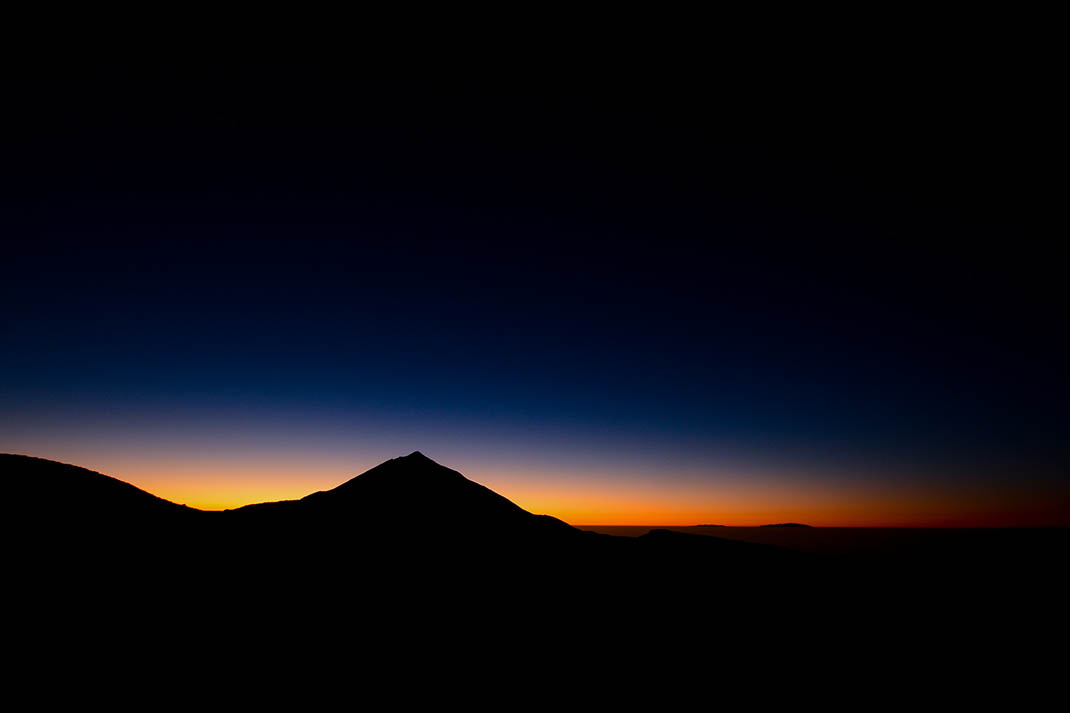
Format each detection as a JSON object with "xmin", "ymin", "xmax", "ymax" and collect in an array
[{"xmin": 2, "ymin": 453, "xmax": 200, "ymax": 524}]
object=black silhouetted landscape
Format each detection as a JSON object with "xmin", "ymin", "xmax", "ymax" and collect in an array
[
  {"xmin": 7, "ymin": 451, "xmax": 809, "ymax": 582},
  {"xmin": 7, "ymin": 448, "xmax": 1066, "ymax": 682},
  {"xmin": 10, "ymin": 450, "xmax": 1065, "ymax": 595},
  {"xmin": 5, "ymin": 52, "xmax": 1066, "ymax": 692}
]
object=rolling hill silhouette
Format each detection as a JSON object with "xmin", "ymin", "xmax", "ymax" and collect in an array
[{"xmin": 6, "ymin": 452, "xmax": 202, "ymax": 522}]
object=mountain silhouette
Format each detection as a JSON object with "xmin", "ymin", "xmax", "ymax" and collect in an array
[
  {"xmin": 225, "ymin": 450, "xmax": 577, "ymax": 541},
  {"xmin": 2, "ymin": 450, "xmax": 803, "ymax": 576},
  {"xmin": 3, "ymin": 450, "xmax": 570, "ymax": 532}
]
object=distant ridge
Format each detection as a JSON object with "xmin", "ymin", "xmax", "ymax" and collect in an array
[{"xmin": 761, "ymin": 522, "xmax": 813, "ymax": 528}]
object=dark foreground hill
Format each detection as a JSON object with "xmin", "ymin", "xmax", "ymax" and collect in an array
[{"xmin": 4, "ymin": 451, "xmax": 1062, "ymax": 679}]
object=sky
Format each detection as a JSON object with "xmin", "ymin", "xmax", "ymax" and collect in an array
[{"xmin": 2, "ymin": 60, "xmax": 1067, "ymax": 525}]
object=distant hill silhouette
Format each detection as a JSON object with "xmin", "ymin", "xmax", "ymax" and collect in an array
[{"xmin": 761, "ymin": 522, "xmax": 813, "ymax": 528}]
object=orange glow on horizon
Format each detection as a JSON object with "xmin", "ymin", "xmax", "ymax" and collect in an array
[
  {"xmin": 129, "ymin": 472, "xmax": 1066, "ymax": 528},
  {"xmin": 18, "ymin": 451, "xmax": 1067, "ymax": 527}
]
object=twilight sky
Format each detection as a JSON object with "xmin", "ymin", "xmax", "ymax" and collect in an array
[{"xmin": 2, "ymin": 63, "xmax": 1066, "ymax": 525}]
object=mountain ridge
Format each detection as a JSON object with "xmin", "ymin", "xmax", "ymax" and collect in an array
[
  {"xmin": 1, "ymin": 450, "xmax": 812, "ymax": 581},
  {"xmin": 1, "ymin": 450, "xmax": 578, "ymax": 537}
]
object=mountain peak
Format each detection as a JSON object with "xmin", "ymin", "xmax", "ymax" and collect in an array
[
  {"xmin": 323, "ymin": 450, "xmax": 465, "ymax": 496},
  {"xmin": 282, "ymin": 450, "xmax": 580, "ymax": 538}
]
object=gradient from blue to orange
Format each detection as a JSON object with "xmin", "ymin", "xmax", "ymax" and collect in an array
[
  {"xmin": 2, "ymin": 72, "xmax": 1066, "ymax": 527},
  {"xmin": 2, "ymin": 425, "xmax": 1063, "ymax": 526}
]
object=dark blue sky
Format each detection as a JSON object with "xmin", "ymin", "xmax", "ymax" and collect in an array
[{"xmin": 2, "ymin": 63, "xmax": 1066, "ymax": 523}]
